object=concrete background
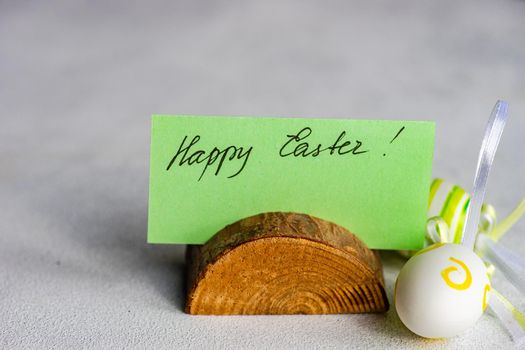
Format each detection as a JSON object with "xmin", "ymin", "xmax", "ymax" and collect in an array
[{"xmin": 1, "ymin": 1, "xmax": 524, "ymax": 348}]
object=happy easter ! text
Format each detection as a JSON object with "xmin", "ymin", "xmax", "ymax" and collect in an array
[{"xmin": 165, "ymin": 126, "xmax": 368, "ymax": 181}]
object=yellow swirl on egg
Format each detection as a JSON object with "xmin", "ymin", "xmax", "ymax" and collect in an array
[
  {"xmin": 482, "ymin": 284, "xmax": 491, "ymax": 311},
  {"xmin": 441, "ymin": 257, "xmax": 472, "ymax": 290}
]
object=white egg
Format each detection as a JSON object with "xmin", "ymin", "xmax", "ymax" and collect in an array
[{"xmin": 395, "ymin": 243, "xmax": 490, "ymax": 338}]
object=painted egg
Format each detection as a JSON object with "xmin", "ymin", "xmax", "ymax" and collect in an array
[{"xmin": 395, "ymin": 243, "xmax": 491, "ymax": 338}]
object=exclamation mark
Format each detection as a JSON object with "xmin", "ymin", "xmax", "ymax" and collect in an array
[{"xmin": 383, "ymin": 126, "xmax": 405, "ymax": 156}]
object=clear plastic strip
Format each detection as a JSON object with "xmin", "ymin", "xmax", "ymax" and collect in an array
[{"xmin": 462, "ymin": 100, "xmax": 509, "ymax": 249}]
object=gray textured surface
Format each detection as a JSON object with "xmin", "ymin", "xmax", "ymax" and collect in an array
[{"xmin": 1, "ymin": 1, "xmax": 525, "ymax": 349}]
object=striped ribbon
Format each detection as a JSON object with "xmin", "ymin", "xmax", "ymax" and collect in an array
[
  {"xmin": 428, "ymin": 178, "xmax": 497, "ymax": 244},
  {"xmin": 398, "ymin": 101, "xmax": 524, "ymax": 342},
  {"xmin": 410, "ymin": 178, "xmax": 525, "ymax": 344}
]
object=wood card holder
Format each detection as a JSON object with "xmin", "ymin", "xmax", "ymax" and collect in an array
[{"xmin": 185, "ymin": 212, "xmax": 389, "ymax": 315}]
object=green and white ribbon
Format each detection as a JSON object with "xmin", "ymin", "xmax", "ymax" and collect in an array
[
  {"xmin": 428, "ymin": 178, "xmax": 497, "ymax": 244},
  {"xmin": 397, "ymin": 101, "xmax": 524, "ymax": 342},
  {"xmin": 418, "ymin": 179, "xmax": 525, "ymax": 344},
  {"xmin": 403, "ymin": 101, "xmax": 525, "ymax": 343}
]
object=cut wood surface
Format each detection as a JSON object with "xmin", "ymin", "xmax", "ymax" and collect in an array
[{"xmin": 185, "ymin": 212, "xmax": 388, "ymax": 315}]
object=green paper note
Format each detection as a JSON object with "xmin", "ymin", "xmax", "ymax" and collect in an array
[{"xmin": 148, "ymin": 115, "xmax": 435, "ymax": 250}]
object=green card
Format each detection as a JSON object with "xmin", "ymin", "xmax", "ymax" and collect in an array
[{"xmin": 148, "ymin": 115, "xmax": 435, "ymax": 250}]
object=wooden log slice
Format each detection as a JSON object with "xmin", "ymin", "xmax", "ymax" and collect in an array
[{"xmin": 185, "ymin": 212, "xmax": 388, "ymax": 315}]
